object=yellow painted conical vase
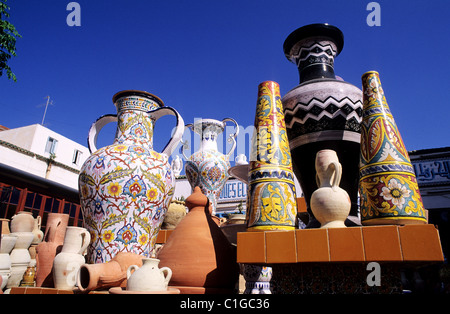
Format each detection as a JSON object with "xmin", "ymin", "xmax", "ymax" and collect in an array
[
  {"xmin": 246, "ymin": 81, "xmax": 297, "ymax": 231},
  {"xmin": 359, "ymin": 71, "xmax": 427, "ymax": 225}
]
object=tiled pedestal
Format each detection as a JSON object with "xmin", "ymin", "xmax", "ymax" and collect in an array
[{"xmin": 237, "ymin": 225, "xmax": 444, "ymax": 293}]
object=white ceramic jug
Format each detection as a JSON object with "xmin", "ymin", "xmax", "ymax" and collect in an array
[{"xmin": 126, "ymin": 258, "xmax": 171, "ymax": 292}]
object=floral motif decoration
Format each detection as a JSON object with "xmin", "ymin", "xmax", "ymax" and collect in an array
[
  {"xmin": 247, "ymin": 81, "xmax": 297, "ymax": 231},
  {"xmin": 359, "ymin": 72, "xmax": 426, "ymax": 223},
  {"xmin": 79, "ymin": 96, "xmax": 176, "ymax": 263}
]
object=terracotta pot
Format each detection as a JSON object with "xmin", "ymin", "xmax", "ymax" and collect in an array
[
  {"xmin": 77, "ymin": 252, "xmax": 144, "ymax": 292},
  {"xmin": 310, "ymin": 149, "xmax": 351, "ymax": 228},
  {"xmin": 35, "ymin": 213, "xmax": 68, "ymax": 287},
  {"xmin": 10, "ymin": 211, "xmax": 35, "ymax": 233},
  {"xmin": 157, "ymin": 186, "xmax": 239, "ymax": 292}
]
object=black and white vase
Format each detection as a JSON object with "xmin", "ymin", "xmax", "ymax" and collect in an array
[{"xmin": 281, "ymin": 23, "xmax": 363, "ymax": 227}]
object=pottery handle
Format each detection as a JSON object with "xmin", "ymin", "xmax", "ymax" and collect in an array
[
  {"xmin": 78, "ymin": 229, "xmax": 91, "ymax": 255},
  {"xmin": 160, "ymin": 266, "xmax": 172, "ymax": 285},
  {"xmin": 222, "ymin": 118, "xmax": 239, "ymax": 158},
  {"xmin": 87, "ymin": 114, "xmax": 118, "ymax": 154},
  {"xmin": 127, "ymin": 265, "xmax": 139, "ymax": 280},
  {"xmin": 148, "ymin": 107, "xmax": 185, "ymax": 157},
  {"xmin": 36, "ymin": 215, "xmax": 42, "ymax": 229},
  {"xmin": 180, "ymin": 123, "xmax": 193, "ymax": 161},
  {"xmin": 329, "ymin": 161, "xmax": 342, "ymax": 190}
]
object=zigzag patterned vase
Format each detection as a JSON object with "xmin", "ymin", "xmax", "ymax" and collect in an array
[
  {"xmin": 359, "ymin": 71, "xmax": 427, "ymax": 225},
  {"xmin": 281, "ymin": 23, "xmax": 363, "ymax": 228},
  {"xmin": 246, "ymin": 81, "xmax": 298, "ymax": 231}
]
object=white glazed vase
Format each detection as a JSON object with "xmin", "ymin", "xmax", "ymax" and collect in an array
[
  {"xmin": 0, "ymin": 234, "xmax": 18, "ymax": 290},
  {"xmin": 10, "ymin": 211, "xmax": 35, "ymax": 233},
  {"xmin": 126, "ymin": 258, "xmax": 171, "ymax": 292},
  {"xmin": 53, "ymin": 227, "xmax": 90, "ymax": 290},
  {"xmin": 7, "ymin": 232, "xmax": 34, "ymax": 288},
  {"xmin": 310, "ymin": 150, "xmax": 350, "ymax": 228},
  {"xmin": 182, "ymin": 118, "xmax": 239, "ymax": 215}
]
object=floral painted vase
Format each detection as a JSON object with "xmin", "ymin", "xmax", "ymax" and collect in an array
[
  {"xmin": 79, "ymin": 90, "xmax": 185, "ymax": 263},
  {"xmin": 359, "ymin": 71, "xmax": 427, "ymax": 225},
  {"xmin": 246, "ymin": 81, "xmax": 297, "ymax": 231},
  {"xmin": 181, "ymin": 118, "xmax": 239, "ymax": 215},
  {"xmin": 281, "ymin": 24, "xmax": 363, "ymax": 228}
]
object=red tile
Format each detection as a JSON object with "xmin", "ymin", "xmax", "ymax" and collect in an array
[
  {"xmin": 266, "ymin": 231, "xmax": 296, "ymax": 263},
  {"xmin": 296, "ymin": 229, "xmax": 329, "ymax": 262}
]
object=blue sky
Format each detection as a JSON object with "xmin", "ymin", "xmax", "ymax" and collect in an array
[{"xmin": 1, "ymin": 0, "xmax": 449, "ymax": 163}]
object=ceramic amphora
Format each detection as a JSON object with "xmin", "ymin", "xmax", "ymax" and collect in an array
[
  {"xmin": 53, "ymin": 226, "xmax": 90, "ymax": 290},
  {"xmin": 79, "ymin": 90, "xmax": 184, "ymax": 263},
  {"xmin": 126, "ymin": 258, "xmax": 171, "ymax": 292},
  {"xmin": 182, "ymin": 118, "xmax": 239, "ymax": 215},
  {"xmin": 310, "ymin": 150, "xmax": 351, "ymax": 228}
]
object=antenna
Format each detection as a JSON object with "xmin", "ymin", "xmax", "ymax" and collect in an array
[{"xmin": 41, "ymin": 96, "xmax": 53, "ymax": 126}]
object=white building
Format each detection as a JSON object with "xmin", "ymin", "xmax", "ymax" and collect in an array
[{"xmin": 0, "ymin": 124, "xmax": 90, "ymax": 190}]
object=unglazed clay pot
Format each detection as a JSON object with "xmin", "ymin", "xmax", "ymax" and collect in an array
[
  {"xmin": 77, "ymin": 252, "xmax": 144, "ymax": 292},
  {"xmin": 79, "ymin": 90, "xmax": 184, "ymax": 263},
  {"xmin": 53, "ymin": 227, "xmax": 90, "ymax": 290},
  {"xmin": 126, "ymin": 258, "xmax": 171, "ymax": 292},
  {"xmin": 31, "ymin": 216, "xmax": 44, "ymax": 245},
  {"xmin": 35, "ymin": 213, "xmax": 69, "ymax": 287},
  {"xmin": 281, "ymin": 24, "xmax": 363, "ymax": 228},
  {"xmin": 10, "ymin": 211, "xmax": 35, "ymax": 233},
  {"xmin": 157, "ymin": 186, "xmax": 239, "ymax": 293},
  {"xmin": 310, "ymin": 150, "xmax": 350, "ymax": 228}
]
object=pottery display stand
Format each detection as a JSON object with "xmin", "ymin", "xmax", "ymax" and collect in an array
[{"xmin": 237, "ymin": 224, "xmax": 444, "ymax": 293}]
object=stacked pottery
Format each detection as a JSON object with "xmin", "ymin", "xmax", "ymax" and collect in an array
[
  {"xmin": 7, "ymin": 232, "xmax": 34, "ymax": 288},
  {"xmin": 35, "ymin": 213, "xmax": 69, "ymax": 287},
  {"xmin": 0, "ymin": 233, "xmax": 17, "ymax": 290},
  {"xmin": 246, "ymin": 81, "xmax": 298, "ymax": 231},
  {"xmin": 157, "ymin": 187, "xmax": 239, "ymax": 293},
  {"xmin": 79, "ymin": 90, "xmax": 184, "ymax": 263},
  {"xmin": 53, "ymin": 226, "xmax": 90, "ymax": 290},
  {"xmin": 359, "ymin": 71, "xmax": 427, "ymax": 225},
  {"xmin": 310, "ymin": 149, "xmax": 351, "ymax": 228},
  {"xmin": 182, "ymin": 118, "xmax": 239, "ymax": 215},
  {"xmin": 281, "ymin": 23, "xmax": 363, "ymax": 227}
]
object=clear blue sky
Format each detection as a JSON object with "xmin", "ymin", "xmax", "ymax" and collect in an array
[{"xmin": 1, "ymin": 0, "xmax": 449, "ymax": 162}]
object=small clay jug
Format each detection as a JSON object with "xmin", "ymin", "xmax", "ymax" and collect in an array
[
  {"xmin": 126, "ymin": 258, "xmax": 171, "ymax": 292},
  {"xmin": 77, "ymin": 252, "xmax": 144, "ymax": 292},
  {"xmin": 31, "ymin": 216, "xmax": 44, "ymax": 245},
  {"xmin": 53, "ymin": 227, "xmax": 90, "ymax": 290},
  {"xmin": 10, "ymin": 211, "xmax": 35, "ymax": 233},
  {"xmin": 310, "ymin": 149, "xmax": 351, "ymax": 228}
]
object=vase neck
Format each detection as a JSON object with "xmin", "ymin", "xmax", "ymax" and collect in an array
[
  {"xmin": 115, "ymin": 110, "xmax": 154, "ymax": 148},
  {"xmin": 293, "ymin": 38, "xmax": 338, "ymax": 83}
]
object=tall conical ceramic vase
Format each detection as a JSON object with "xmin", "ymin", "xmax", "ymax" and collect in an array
[
  {"xmin": 281, "ymin": 24, "xmax": 363, "ymax": 228},
  {"xmin": 79, "ymin": 90, "xmax": 185, "ymax": 263},
  {"xmin": 246, "ymin": 81, "xmax": 298, "ymax": 231},
  {"xmin": 182, "ymin": 118, "xmax": 239, "ymax": 215},
  {"xmin": 359, "ymin": 71, "xmax": 427, "ymax": 225}
]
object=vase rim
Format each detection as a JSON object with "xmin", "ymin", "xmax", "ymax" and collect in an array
[
  {"xmin": 112, "ymin": 90, "xmax": 165, "ymax": 107},
  {"xmin": 283, "ymin": 23, "xmax": 344, "ymax": 59},
  {"xmin": 361, "ymin": 70, "xmax": 380, "ymax": 78}
]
